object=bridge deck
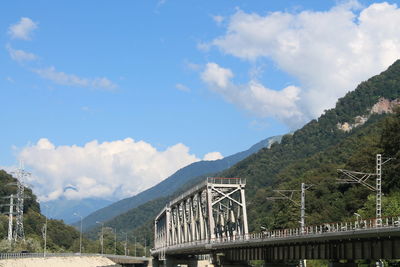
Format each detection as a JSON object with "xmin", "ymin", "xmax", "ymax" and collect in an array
[{"xmin": 153, "ymin": 217, "xmax": 400, "ymax": 260}]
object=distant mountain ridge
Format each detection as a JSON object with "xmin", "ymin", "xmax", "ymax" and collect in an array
[
  {"xmin": 42, "ymin": 197, "xmax": 113, "ymax": 224},
  {"xmin": 78, "ymin": 135, "xmax": 282, "ymax": 231}
]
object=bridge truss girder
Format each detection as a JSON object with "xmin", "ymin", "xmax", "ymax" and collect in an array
[{"xmin": 154, "ymin": 178, "xmax": 248, "ymax": 253}]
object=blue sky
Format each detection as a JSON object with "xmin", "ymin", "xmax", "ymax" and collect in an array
[{"xmin": 2, "ymin": 0, "xmax": 400, "ymax": 201}]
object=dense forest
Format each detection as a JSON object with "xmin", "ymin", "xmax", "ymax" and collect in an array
[{"xmin": 86, "ymin": 60, "xmax": 400, "ymax": 248}]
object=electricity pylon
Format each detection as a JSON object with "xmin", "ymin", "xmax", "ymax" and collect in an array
[
  {"xmin": 10, "ymin": 162, "xmax": 31, "ymax": 241},
  {"xmin": 338, "ymin": 154, "xmax": 392, "ymax": 227}
]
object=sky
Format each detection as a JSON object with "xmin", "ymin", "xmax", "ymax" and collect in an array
[{"xmin": 2, "ymin": 0, "xmax": 400, "ymax": 202}]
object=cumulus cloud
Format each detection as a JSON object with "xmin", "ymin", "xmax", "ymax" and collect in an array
[
  {"xmin": 8, "ymin": 17, "xmax": 38, "ymax": 40},
  {"xmin": 205, "ymin": 1, "xmax": 400, "ymax": 126},
  {"xmin": 175, "ymin": 83, "xmax": 190, "ymax": 92},
  {"xmin": 33, "ymin": 66, "xmax": 117, "ymax": 90},
  {"xmin": 203, "ymin": 152, "xmax": 223, "ymax": 161},
  {"xmin": 6, "ymin": 44, "xmax": 37, "ymax": 62},
  {"xmin": 18, "ymin": 138, "xmax": 202, "ymax": 201},
  {"xmin": 201, "ymin": 62, "xmax": 303, "ymax": 125},
  {"xmin": 201, "ymin": 62, "xmax": 233, "ymax": 88}
]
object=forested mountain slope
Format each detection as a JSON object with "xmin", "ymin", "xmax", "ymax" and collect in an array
[
  {"xmin": 0, "ymin": 170, "xmax": 81, "ymax": 252},
  {"xmin": 221, "ymin": 59, "xmax": 400, "ymax": 231},
  {"xmin": 87, "ymin": 60, "xmax": 400, "ymax": 247}
]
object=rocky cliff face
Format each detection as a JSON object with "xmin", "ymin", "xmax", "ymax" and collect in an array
[
  {"xmin": 371, "ymin": 97, "xmax": 400, "ymax": 114},
  {"xmin": 337, "ymin": 97, "xmax": 400, "ymax": 132}
]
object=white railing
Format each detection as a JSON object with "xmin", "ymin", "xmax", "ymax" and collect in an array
[
  {"xmin": 207, "ymin": 177, "xmax": 245, "ymax": 185},
  {"xmin": 0, "ymin": 252, "xmax": 149, "ymax": 261},
  {"xmin": 152, "ymin": 216, "xmax": 400, "ymax": 253}
]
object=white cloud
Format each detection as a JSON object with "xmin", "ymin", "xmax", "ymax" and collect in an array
[
  {"xmin": 157, "ymin": 0, "xmax": 166, "ymax": 7},
  {"xmin": 8, "ymin": 17, "xmax": 38, "ymax": 40},
  {"xmin": 206, "ymin": 1, "xmax": 400, "ymax": 126},
  {"xmin": 212, "ymin": 15, "xmax": 224, "ymax": 25},
  {"xmin": 183, "ymin": 60, "xmax": 201, "ymax": 71},
  {"xmin": 6, "ymin": 44, "xmax": 37, "ymax": 62},
  {"xmin": 18, "ymin": 138, "xmax": 202, "ymax": 201},
  {"xmin": 203, "ymin": 152, "xmax": 223, "ymax": 161},
  {"xmin": 175, "ymin": 83, "xmax": 190, "ymax": 92},
  {"xmin": 201, "ymin": 62, "xmax": 303, "ymax": 126},
  {"xmin": 33, "ymin": 66, "xmax": 117, "ymax": 90},
  {"xmin": 201, "ymin": 62, "xmax": 233, "ymax": 88}
]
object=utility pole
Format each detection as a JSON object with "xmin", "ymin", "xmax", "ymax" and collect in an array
[
  {"xmin": 134, "ymin": 236, "xmax": 136, "ymax": 257},
  {"xmin": 338, "ymin": 154, "xmax": 392, "ymax": 227},
  {"xmin": 122, "ymin": 231, "xmax": 128, "ymax": 256},
  {"xmin": 0, "ymin": 194, "xmax": 16, "ymax": 243},
  {"xmin": 267, "ymin": 182, "xmax": 312, "ymax": 267},
  {"xmin": 114, "ymin": 228, "xmax": 117, "ymax": 255},
  {"xmin": 267, "ymin": 182, "xmax": 312, "ymax": 234},
  {"xmin": 42, "ymin": 204, "xmax": 49, "ymax": 257},
  {"xmin": 376, "ymin": 154, "xmax": 382, "ymax": 226},
  {"xmin": 144, "ymin": 237, "xmax": 147, "ymax": 257},
  {"xmin": 74, "ymin": 213, "xmax": 83, "ymax": 254},
  {"xmin": 8, "ymin": 194, "xmax": 14, "ymax": 242},
  {"xmin": 43, "ymin": 214, "xmax": 48, "ymax": 257},
  {"xmin": 300, "ymin": 183, "xmax": 306, "ymax": 234},
  {"xmin": 96, "ymin": 221, "xmax": 104, "ymax": 254}
]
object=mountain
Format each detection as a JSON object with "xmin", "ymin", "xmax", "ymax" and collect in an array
[
  {"xmin": 216, "ymin": 59, "xmax": 400, "ymax": 231},
  {"xmin": 41, "ymin": 197, "xmax": 113, "ymax": 224},
  {"xmin": 89, "ymin": 59, "xmax": 400, "ymax": 245},
  {"xmin": 78, "ymin": 135, "xmax": 282, "ymax": 231}
]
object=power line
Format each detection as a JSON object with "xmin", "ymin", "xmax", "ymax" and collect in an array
[
  {"xmin": 337, "ymin": 154, "xmax": 393, "ymax": 227},
  {"xmin": 267, "ymin": 182, "xmax": 312, "ymax": 267},
  {"xmin": 267, "ymin": 182, "xmax": 312, "ymax": 234}
]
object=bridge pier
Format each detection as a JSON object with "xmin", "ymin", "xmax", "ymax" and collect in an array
[
  {"xmin": 211, "ymin": 253, "xmax": 251, "ymax": 267},
  {"xmin": 263, "ymin": 262, "xmax": 297, "ymax": 267},
  {"xmin": 152, "ymin": 255, "xmax": 201, "ymax": 267},
  {"xmin": 328, "ymin": 260, "xmax": 357, "ymax": 267}
]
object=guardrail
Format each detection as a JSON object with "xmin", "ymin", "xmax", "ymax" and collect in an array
[
  {"xmin": 0, "ymin": 252, "xmax": 149, "ymax": 261},
  {"xmin": 153, "ymin": 216, "xmax": 400, "ymax": 253}
]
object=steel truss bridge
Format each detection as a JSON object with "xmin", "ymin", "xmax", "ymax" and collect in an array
[{"xmin": 152, "ymin": 178, "xmax": 400, "ymax": 267}]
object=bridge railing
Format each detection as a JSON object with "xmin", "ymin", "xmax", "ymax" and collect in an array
[
  {"xmin": 0, "ymin": 252, "xmax": 149, "ymax": 261},
  {"xmin": 207, "ymin": 177, "xmax": 245, "ymax": 185},
  {"xmin": 152, "ymin": 216, "xmax": 400, "ymax": 252}
]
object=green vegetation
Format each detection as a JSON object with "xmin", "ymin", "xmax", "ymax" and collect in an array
[
  {"xmin": 0, "ymin": 170, "xmax": 150, "ymax": 255},
  {"xmin": 92, "ymin": 60, "xmax": 400, "ymax": 248},
  {"xmin": 0, "ymin": 170, "xmax": 81, "ymax": 252}
]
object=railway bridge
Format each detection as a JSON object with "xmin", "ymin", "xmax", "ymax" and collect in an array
[{"xmin": 151, "ymin": 178, "xmax": 400, "ymax": 267}]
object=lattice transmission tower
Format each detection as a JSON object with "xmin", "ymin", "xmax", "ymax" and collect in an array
[{"xmin": 10, "ymin": 162, "xmax": 31, "ymax": 241}]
